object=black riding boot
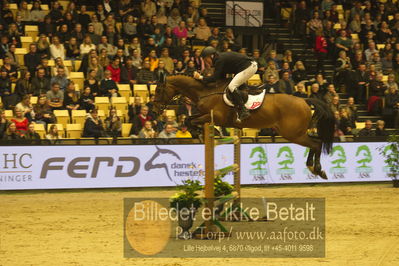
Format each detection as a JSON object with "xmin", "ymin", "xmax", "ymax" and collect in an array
[{"xmin": 231, "ymin": 89, "xmax": 250, "ymax": 122}]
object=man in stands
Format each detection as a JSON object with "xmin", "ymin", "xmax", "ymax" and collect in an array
[
  {"xmin": 358, "ymin": 120, "xmax": 375, "ymax": 136},
  {"xmin": 32, "ymin": 68, "xmax": 50, "ymax": 96},
  {"xmin": 24, "ymin": 44, "xmax": 42, "ymax": 76},
  {"xmin": 46, "ymin": 82, "xmax": 64, "ymax": 110}
]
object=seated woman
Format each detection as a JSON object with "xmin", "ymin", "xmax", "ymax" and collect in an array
[
  {"xmin": 46, "ymin": 124, "xmax": 63, "ymax": 140},
  {"xmin": 1, "ymin": 56, "xmax": 18, "ymax": 82},
  {"xmin": 2, "ymin": 122, "xmax": 24, "ymax": 140},
  {"xmin": 104, "ymin": 107, "xmax": 122, "ymax": 138},
  {"xmin": 33, "ymin": 96, "xmax": 56, "ymax": 126},
  {"xmin": 15, "ymin": 95, "xmax": 34, "ymax": 121},
  {"xmin": 78, "ymin": 87, "xmax": 95, "ymax": 112},
  {"xmin": 11, "ymin": 107, "xmax": 29, "ymax": 134},
  {"xmin": 15, "ymin": 70, "xmax": 33, "ymax": 101},
  {"xmin": 138, "ymin": 121, "xmax": 156, "ymax": 138},
  {"xmin": 83, "ymin": 109, "xmax": 105, "ymax": 138}
]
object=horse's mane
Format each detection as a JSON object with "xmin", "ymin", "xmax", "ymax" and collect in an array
[{"xmin": 166, "ymin": 74, "xmax": 229, "ymax": 92}]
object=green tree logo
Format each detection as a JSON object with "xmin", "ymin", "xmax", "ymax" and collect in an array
[
  {"xmin": 250, "ymin": 146, "xmax": 267, "ymax": 171},
  {"xmin": 356, "ymin": 145, "xmax": 372, "ymax": 168},
  {"xmin": 277, "ymin": 146, "xmax": 294, "ymax": 170},
  {"xmin": 330, "ymin": 146, "xmax": 347, "ymax": 168}
]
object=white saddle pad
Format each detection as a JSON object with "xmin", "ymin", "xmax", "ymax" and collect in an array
[{"xmin": 223, "ymin": 90, "xmax": 266, "ymax": 110}]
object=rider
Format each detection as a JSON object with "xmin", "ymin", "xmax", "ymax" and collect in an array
[{"xmin": 193, "ymin": 46, "xmax": 258, "ymax": 121}]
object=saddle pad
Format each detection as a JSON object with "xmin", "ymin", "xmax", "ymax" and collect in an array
[{"xmin": 223, "ymin": 90, "xmax": 266, "ymax": 110}]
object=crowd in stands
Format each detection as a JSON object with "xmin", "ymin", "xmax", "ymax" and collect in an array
[{"xmin": 0, "ymin": 0, "xmax": 398, "ymax": 142}]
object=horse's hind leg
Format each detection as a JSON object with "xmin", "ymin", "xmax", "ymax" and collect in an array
[{"xmin": 290, "ymin": 134, "xmax": 328, "ymax": 180}]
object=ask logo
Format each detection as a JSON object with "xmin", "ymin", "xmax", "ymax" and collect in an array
[
  {"xmin": 249, "ymin": 146, "xmax": 268, "ymax": 182},
  {"xmin": 329, "ymin": 145, "xmax": 347, "ymax": 179},
  {"xmin": 144, "ymin": 146, "xmax": 203, "ymax": 184},
  {"xmin": 355, "ymin": 145, "xmax": 373, "ymax": 178},
  {"xmin": 276, "ymin": 146, "xmax": 295, "ymax": 180}
]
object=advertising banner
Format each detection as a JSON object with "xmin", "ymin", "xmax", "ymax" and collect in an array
[{"xmin": 0, "ymin": 142, "xmax": 392, "ymax": 191}]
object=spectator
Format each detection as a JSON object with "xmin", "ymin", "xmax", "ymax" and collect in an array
[
  {"xmin": 252, "ymin": 49, "xmax": 266, "ymax": 74},
  {"xmin": 174, "ymin": 61, "xmax": 186, "ymax": 74},
  {"xmin": 50, "ymin": 36, "xmax": 65, "ymax": 60},
  {"xmin": 0, "ymin": 36, "xmax": 9, "ymax": 59},
  {"xmin": 158, "ymin": 123, "xmax": 176, "ymax": 138},
  {"xmin": 376, "ymin": 21, "xmax": 393, "ymax": 44},
  {"xmin": 358, "ymin": 120, "xmax": 375, "ymax": 136},
  {"xmin": 138, "ymin": 120, "xmax": 156, "ymax": 138},
  {"xmin": 350, "ymin": 14, "xmax": 362, "ymax": 34},
  {"xmin": 381, "ymin": 52, "xmax": 394, "ymax": 74},
  {"xmin": 32, "ymin": 68, "xmax": 50, "ymax": 96},
  {"xmin": 47, "ymin": 82, "xmax": 64, "ymax": 110},
  {"xmin": 294, "ymin": 1, "xmax": 310, "ymax": 38},
  {"xmin": 6, "ymin": 44, "xmax": 20, "ymax": 69},
  {"xmin": 335, "ymin": 30, "xmax": 353, "ymax": 54},
  {"xmin": 314, "ymin": 29, "xmax": 328, "ymax": 72},
  {"xmin": 160, "ymin": 48, "xmax": 175, "ymax": 73},
  {"xmin": 383, "ymin": 86, "xmax": 399, "ymax": 128},
  {"xmin": 98, "ymin": 36, "xmax": 116, "ymax": 58},
  {"xmin": 151, "ymin": 27, "xmax": 165, "ymax": 47},
  {"xmin": 130, "ymin": 105, "xmax": 154, "ymax": 135},
  {"xmin": 0, "ymin": 109, "xmax": 10, "ymax": 139},
  {"xmin": 2, "ymin": 122, "xmax": 24, "ymax": 140},
  {"xmin": 263, "ymin": 61, "xmax": 279, "ymax": 83},
  {"xmin": 51, "ymin": 67, "xmax": 69, "ymax": 90},
  {"xmin": 15, "ymin": 70, "xmax": 33, "ymax": 100},
  {"xmin": 77, "ymin": 5, "xmax": 91, "ymax": 29},
  {"xmin": 131, "ymin": 48, "xmax": 143, "ymax": 69},
  {"xmin": 123, "ymin": 15, "xmax": 137, "ymax": 40},
  {"xmin": 15, "ymin": 95, "xmax": 34, "ymax": 121},
  {"xmin": 98, "ymin": 48, "xmax": 110, "ymax": 69},
  {"xmin": 137, "ymin": 16, "xmax": 151, "ymax": 39},
  {"xmin": 25, "ymin": 122, "xmax": 41, "ymax": 141},
  {"xmin": 91, "ymin": 14, "xmax": 104, "ymax": 36},
  {"xmin": 36, "ymin": 35, "xmax": 51, "ymax": 59},
  {"xmin": 30, "ymin": 1, "xmax": 46, "ymax": 23},
  {"xmin": 33, "ymin": 96, "xmax": 55, "ymax": 126},
  {"xmin": 176, "ymin": 124, "xmax": 192, "ymax": 138},
  {"xmin": 184, "ymin": 60, "xmax": 196, "ymax": 77},
  {"xmin": 83, "ymin": 109, "xmax": 105, "ymax": 138},
  {"xmin": 115, "ymin": 39, "xmax": 130, "ymax": 57},
  {"xmin": 385, "ymin": 74, "xmax": 398, "ymax": 92},
  {"xmin": 292, "ymin": 61, "xmax": 307, "ymax": 83},
  {"xmin": 80, "ymin": 36, "xmax": 97, "ymax": 57},
  {"xmin": 84, "ymin": 69, "xmax": 100, "ymax": 97},
  {"xmin": 51, "ymin": 58, "xmax": 69, "ymax": 78},
  {"xmin": 104, "ymin": 107, "xmax": 122, "ymax": 138},
  {"xmin": 106, "ymin": 57, "xmax": 121, "ymax": 83},
  {"xmin": 335, "ymin": 50, "xmax": 352, "ymax": 90},
  {"xmin": 368, "ymin": 73, "xmax": 388, "ymax": 114},
  {"xmin": 345, "ymin": 97, "xmax": 358, "ymax": 125},
  {"xmin": 0, "ymin": 69, "xmax": 17, "ymax": 109},
  {"xmin": 200, "ymin": 8, "xmax": 212, "ymax": 26},
  {"xmin": 264, "ymin": 74, "xmax": 280, "ymax": 93},
  {"xmin": 307, "ymin": 11, "xmax": 323, "ymax": 41},
  {"xmin": 64, "ymin": 81, "xmax": 80, "ymax": 112},
  {"xmin": 128, "ymin": 96, "xmax": 143, "ymax": 119},
  {"xmin": 375, "ymin": 120, "xmax": 389, "ymax": 136},
  {"xmin": 79, "ymin": 87, "xmax": 95, "ymax": 112},
  {"xmin": 141, "ymin": 0, "xmax": 156, "ymax": 19},
  {"xmin": 293, "ymin": 83, "xmax": 308, "ymax": 98},
  {"xmin": 156, "ymin": 6, "xmax": 168, "ymax": 25},
  {"xmin": 309, "ymin": 83, "xmax": 324, "ymax": 101},
  {"xmin": 25, "ymin": 44, "xmax": 42, "ymax": 76},
  {"xmin": 137, "ymin": 60, "xmax": 156, "ymax": 85},
  {"xmin": 168, "ymin": 8, "xmax": 182, "ymax": 29},
  {"xmin": 40, "ymin": 16, "xmax": 57, "ymax": 38},
  {"xmin": 100, "ymin": 70, "xmax": 119, "ymax": 97},
  {"xmin": 324, "ymin": 84, "xmax": 337, "ymax": 105},
  {"xmin": 338, "ymin": 108, "xmax": 353, "ymax": 135},
  {"xmin": 18, "ymin": 1, "xmax": 32, "ymax": 22},
  {"xmin": 11, "ymin": 107, "xmax": 29, "ymax": 134},
  {"xmin": 278, "ymin": 71, "xmax": 295, "ymax": 94},
  {"xmin": 353, "ymin": 63, "xmax": 369, "ymax": 104},
  {"xmin": 104, "ymin": 25, "xmax": 120, "ymax": 46},
  {"xmin": 329, "ymin": 95, "xmax": 341, "ymax": 114},
  {"xmin": 120, "ymin": 57, "xmax": 138, "ymax": 86},
  {"xmin": 96, "ymin": 3, "xmax": 107, "ymax": 22},
  {"xmin": 194, "ymin": 18, "xmax": 211, "ymax": 42},
  {"xmin": 365, "ymin": 41, "xmax": 379, "ymax": 62},
  {"xmin": 56, "ymin": 24, "xmax": 71, "ymax": 44},
  {"xmin": 46, "ymin": 124, "xmax": 63, "ymax": 140},
  {"xmin": 48, "ymin": 1, "xmax": 63, "ymax": 25},
  {"xmin": 1, "ymin": 56, "xmax": 18, "ymax": 82}
]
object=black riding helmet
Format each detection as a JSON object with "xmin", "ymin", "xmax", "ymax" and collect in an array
[{"xmin": 201, "ymin": 46, "xmax": 218, "ymax": 64}]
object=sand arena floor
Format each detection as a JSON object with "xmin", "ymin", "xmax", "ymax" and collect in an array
[{"xmin": 1, "ymin": 183, "xmax": 398, "ymax": 266}]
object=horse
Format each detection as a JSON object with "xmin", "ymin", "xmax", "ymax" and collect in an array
[{"xmin": 153, "ymin": 75, "xmax": 335, "ymax": 179}]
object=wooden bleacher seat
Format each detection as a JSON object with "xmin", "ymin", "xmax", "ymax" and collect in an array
[
  {"xmin": 243, "ymin": 128, "xmax": 259, "ymax": 137},
  {"xmin": 9, "ymin": 3, "xmax": 18, "ymax": 18},
  {"xmin": 117, "ymin": 84, "xmax": 132, "ymax": 102},
  {"xmin": 134, "ymin": 84, "xmax": 149, "ymax": 100},
  {"xmin": 53, "ymin": 110, "xmax": 70, "ymax": 128},
  {"xmin": 21, "ymin": 36, "xmax": 33, "ymax": 49},
  {"xmin": 122, "ymin": 123, "xmax": 132, "ymax": 137},
  {"xmin": 150, "ymin": 84, "xmax": 157, "ymax": 95},
  {"xmin": 248, "ymin": 74, "xmax": 262, "ymax": 86},
  {"xmin": 15, "ymin": 48, "xmax": 27, "ymax": 66},
  {"xmin": 25, "ymin": 25, "xmax": 39, "ymax": 40},
  {"xmin": 97, "ymin": 109, "xmax": 105, "ymax": 119},
  {"xmin": 59, "ymin": 0, "xmax": 69, "ymax": 10},
  {"xmin": 66, "ymin": 124, "xmax": 82, "ymax": 139},
  {"xmin": 95, "ymin": 97, "xmax": 110, "ymax": 113},
  {"xmin": 47, "ymin": 59, "xmax": 55, "ymax": 67},
  {"xmin": 64, "ymin": 60, "xmax": 73, "ymax": 73},
  {"xmin": 33, "ymin": 123, "xmax": 46, "ymax": 139},
  {"xmin": 165, "ymin": 109, "xmax": 176, "ymax": 119},
  {"xmin": 5, "ymin": 110, "xmax": 13, "ymax": 119},
  {"xmin": 356, "ymin": 122, "xmax": 365, "ymax": 129},
  {"xmin": 72, "ymin": 110, "xmax": 87, "ymax": 125},
  {"xmin": 69, "ymin": 72, "xmax": 84, "ymax": 89},
  {"xmin": 111, "ymin": 97, "xmax": 128, "ymax": 120},
  {"xmin": 30, "ymin": 96, "xmax": 38, "ymax": 105},
  {"xmin": 74, "ymin": 60, "xmax": 82, "ymax": 71}
]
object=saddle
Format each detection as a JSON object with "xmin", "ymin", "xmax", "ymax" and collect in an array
[{"xmin": 224, "ymin": 83, "xmax": 267, "ymax": 110}]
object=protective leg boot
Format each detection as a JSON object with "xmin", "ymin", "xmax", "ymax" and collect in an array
[{"xmin": 231, "ymin": 89, "xmax": 250, "ymax": 121}]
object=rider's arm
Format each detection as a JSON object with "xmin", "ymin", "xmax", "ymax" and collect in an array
[{"xmin": 202, "ymin": 59, "xmax": 224, "ymax": 83}]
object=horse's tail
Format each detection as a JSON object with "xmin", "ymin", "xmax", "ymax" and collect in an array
[{"xmin": 305, "ymin": 98, "xmax": 335, "ymax": 154}]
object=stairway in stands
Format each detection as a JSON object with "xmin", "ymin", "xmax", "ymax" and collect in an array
[{"xmin": 201, "ymin": 0, "xmax": 383, "ymax": 125}]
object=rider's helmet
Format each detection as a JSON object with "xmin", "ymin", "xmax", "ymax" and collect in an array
[{"xmin": 201, "ymin": 46, "xmax": 217, "ymax": 58}]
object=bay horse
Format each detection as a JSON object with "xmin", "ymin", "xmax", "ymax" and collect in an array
[{"xmin": 154, "ymin": 75, "xmax": 335, "ymax": 179}]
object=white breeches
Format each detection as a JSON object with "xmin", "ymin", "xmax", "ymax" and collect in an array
[{"xmin": 227, "ymin": 61, "xmax": 258, "ymax": 92}]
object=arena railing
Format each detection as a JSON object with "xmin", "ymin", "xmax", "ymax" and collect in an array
[{"xmin": 0, "ymin": 135, "xmax": 394, "ymax": 146}]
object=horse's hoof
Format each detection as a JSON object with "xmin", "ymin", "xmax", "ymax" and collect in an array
[
  {"xmin": 319, "ymin": 171, "xmax": 328, "ymax": 180},
  {"xmin": 307, "ymin": 166, "xmax": 316, "ymax": 175}
]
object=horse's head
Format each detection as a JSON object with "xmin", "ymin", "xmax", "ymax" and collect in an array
[{"xmin": 153, "ymin": 79, "xmax": 178, "ymax": 114}]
